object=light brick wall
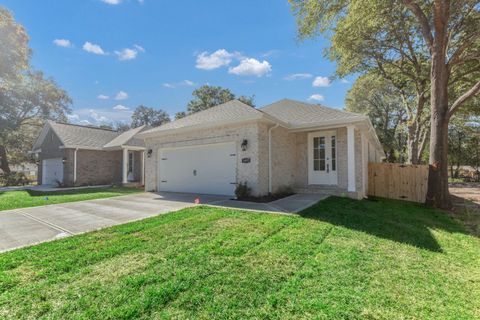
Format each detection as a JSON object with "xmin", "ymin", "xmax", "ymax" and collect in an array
[
  {"xmin": 269, "ymin": 126, "xmax": 296, "ymax": 193},
  {"xmin": 144, "ymin": 121, "xmax": 268, "ymax": 196}
]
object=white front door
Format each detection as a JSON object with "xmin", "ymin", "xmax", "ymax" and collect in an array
[
  {"xmin": 158, "ymin": 142, "xmax": 237, "ymax": 196},
  {"xmin": 42, "ymin": 158, "xmax": 64, "ymax": 185},
  {"xmin": 308, "ymin": 130, "xmax": 338, "ymax": 185}
]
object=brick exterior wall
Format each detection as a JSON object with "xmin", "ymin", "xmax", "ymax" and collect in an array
[
  {"xmin": 37, "ymin": 127, "xmax": 130, "ymax": 186},
  {"xmin": 74, "ymin": 149, "xmax": 122, "ymax": 186}
]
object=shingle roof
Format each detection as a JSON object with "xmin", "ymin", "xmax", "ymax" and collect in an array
[
  {"xmin": 49, "ymin": 121, "xmax": 120, "ymax": 149},
  {"xmin": 140, "ymin": 100, "xmax": 263, "ymax": 135},
  {"xmin": 103, "ymin": 125, "xmax": 147, "ymax": 149},
  {"xmin": 260, "ymin": 99, "xmax": 366, "ymax": 128}
]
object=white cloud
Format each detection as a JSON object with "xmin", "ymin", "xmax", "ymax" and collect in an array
[
  {"xmin": 284, "ymin": 73, "xmax": 312, "ymax": 81},
  {"xmin": 312, "ymin": 76, "xmax": 331, "ymax": 87},
  {"xmin": 114, "ymin": 45, "xmax": 145, "ymax": 61},
  {"xmin": 101, "ymin": 0, "xmax": 121, "ymax": 4},
  {"xmin": 115, "ymin": 48, "xmax": 137, "ymax": 61},
  {"xmin": 340, "ymin": 79, "xmax": 350, "ymax": 84},
  {"xmin": 83, "ymin": 42, "xmax": 107, "ymax": 55},
  {"xmin": 68, "ymin": 108, "xmax": 132, "ymax": 125},
  {"xmin": 195, "ymin": 49, "xmax": 238, "ymax": 70},
  {"xmin": 228, "ymin": 58, "xmax": 272, "ymax": 77},
  {"xmin": 134, "ymin": 44, "xmax": 145, "ymax": 52},
  {"xmin": 97, "ymin": 94, "xmax": 109, "ymax": 100},
  {"xmin": 115, "ymin": 91, "xmax": 128, "ymax": 100},
  {"xmin": 162, "ymin": 80, "xmax": 196, "ymax": 88},
  {"xmin": 67, "ymin": 113, "xmax": 80, "ymax": 121},
  {"xmin": 53, "ymin": 39, "xmax": 72, "ymax": 48},
  {"xmin": 113, "ymin": 104, "xmax": 129, "ymax": 111},
  {"xmin": 308, "ymin": 94, "xmax": 325, "ymax": 102}
]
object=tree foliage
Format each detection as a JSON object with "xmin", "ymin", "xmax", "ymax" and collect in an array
[
  {"xmin": 131, "ymin": 105, "xmax": 170, "ymax": 128},
  {"xmin": 0, "ymin": 71, "xmax": 71, "ymax": 172},
  {"xmin": 0, "ymin": 7, "xmax": 30, "ymax": 87},
  {"xmin": 0, "ymin": 7, "xmax": 72, "ymax": 173},
  {"xmin": 290, "ymin": 0, "xmax": 480, "ymax": 208},
  {"xmin": 346, "ymin": 73, "xmax": 407, "ymax": 162},
  {"xmin": 185, "ymin": 85, "xmax": 255, "ymax": 115}
]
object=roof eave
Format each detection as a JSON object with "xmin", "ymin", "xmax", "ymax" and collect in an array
[{"xmin": 138, "ymin": 115, "xmax": 269, "ymax": 139}]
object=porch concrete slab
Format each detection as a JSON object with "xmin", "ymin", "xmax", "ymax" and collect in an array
[{"xmin": 270, "ymin": 193, "xmax": 329, "ymax": 213}]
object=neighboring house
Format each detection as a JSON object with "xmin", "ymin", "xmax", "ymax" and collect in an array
[
  {"xmin": 31, "ymin": 121, "xmax": 147, "ymax": 186},
  {"xmin": 139, "ymin": 99, "xmax": 385, "ymax": 199}
]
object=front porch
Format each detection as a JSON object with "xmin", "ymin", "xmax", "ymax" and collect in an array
[
  {"xmin": 121, "ymin": 147, "xmax": 145, "ymax": 187},
  {"xmin": 269, "ymin": 124, "xmax": 381, "ymax": 200}
]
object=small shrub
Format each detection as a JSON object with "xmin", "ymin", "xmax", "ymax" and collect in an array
[
  {"xmin": 0, "ymin": 172, "xmax": 30, "ymax": 186},
  {"xmin": 235, "ymin": 182, "xmax": 251, "ymax": 199}
]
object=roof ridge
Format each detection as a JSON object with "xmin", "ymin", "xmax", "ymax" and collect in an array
[{"xmin": 52, "ymin": 121, "xmax": 118, "ymax": 132}]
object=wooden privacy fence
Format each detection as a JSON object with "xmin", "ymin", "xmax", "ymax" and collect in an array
[{"xmin": 368, "ymin": 163, "xmax": 429, "ymax": 203}]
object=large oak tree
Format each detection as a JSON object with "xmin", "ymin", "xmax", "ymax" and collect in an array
[{"xmin": 290, "ymin": 0, "xmax": 480, "ymax": 208}]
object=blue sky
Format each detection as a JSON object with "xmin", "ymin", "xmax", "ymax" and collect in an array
[{"xmin": 2, "ymin": 0, "xmax": 354, "ymax": 126}]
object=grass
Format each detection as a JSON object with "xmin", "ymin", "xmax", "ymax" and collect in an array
[
  {"xmin": 0, "ymin": 187, "xmax": 142, "ymax": 211},
  {"xmin": 0, "ymin": 197, "xmax": 479, "ymax": 319}
]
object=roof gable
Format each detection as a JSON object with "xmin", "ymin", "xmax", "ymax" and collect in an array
[
  {"xmin": 260, "ymin": 99, "xmax": 366, "ymax": 128},
  {"xmin": 140, "ymin": 100, "xmax": 264, "ymax": 136},
  {"xmin": 103, "ymin": 125, "xmax": 147, "ymax": 149}
]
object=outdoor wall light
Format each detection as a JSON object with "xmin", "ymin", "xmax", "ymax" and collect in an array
[
  {"xmin": 241, "ymin": 139, "xmax": 248, "ymax": 151},
  {"xmin": 62, "ymin": 157, "xmax": 67, "ymax": 164},
  {"xmin": 147, "ymin": 149, "xmax": 153, "ymax": 158}
]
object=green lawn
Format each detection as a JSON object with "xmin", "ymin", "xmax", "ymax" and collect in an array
[
  {"xmin": 0, "ymin": 197, "xmax": 479, "ymax": 319},
  {"xmin": 0, "ymin": 187, "xmax": 142, "ymax": 211}
]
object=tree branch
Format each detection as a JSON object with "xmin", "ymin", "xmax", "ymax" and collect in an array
[
  {"xmin": 402, "ymin": 0, "xmax": 434, "ymax": 51},
  {"xmin": 448, "ymin": 80, "xmax": 480, "ymax": 117}
]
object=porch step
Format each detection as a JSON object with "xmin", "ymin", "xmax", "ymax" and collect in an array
[
  {"xmin": 293, "ymin": 186, "xmax": 348, "ymax": 196},
  {"xmin": 122, "ymin": 182, "xmax": 143, "ymax": 188}
]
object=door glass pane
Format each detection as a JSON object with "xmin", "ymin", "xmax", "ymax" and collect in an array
[
  {"xmin": 313, "ymin": 136, "xmax": 326, "ymax": 171},
  {"xmin": 331, "ymin": 135, "xmax": 336, "ymax": 171}
]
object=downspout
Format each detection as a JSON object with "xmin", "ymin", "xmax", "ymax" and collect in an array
[
  {"xmin": 73, "ymin": 148, "xmax": 78, "ymax": 186},
  {"xmin": 268, "ymin": 123, "xmax": 280, "ymax": 194}
]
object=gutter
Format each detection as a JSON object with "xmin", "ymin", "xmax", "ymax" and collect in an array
[
  {"xmin": 73, "ymin": 148, "xmax": 78, "ymax": 185},
  {"xmin": 268, "ymin": 123, "xmax": 280, "ymax": 194}
]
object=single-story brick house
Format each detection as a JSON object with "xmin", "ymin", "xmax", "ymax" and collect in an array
[
  {"xmin": 31, "ymin": 121, "xmax": 147, "ymax": 186},
  {"xmin": 138, "ymin": 99, "xmax": 385, "ymax": 199}
]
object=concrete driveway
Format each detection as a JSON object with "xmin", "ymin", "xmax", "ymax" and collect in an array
[
  {"xmin": 0, "ymin": 192, "xmax": 229, "ymax": 253},
  {"xmin": 0, "ymin": 192, "xmax": 327, "ymax": 253}
]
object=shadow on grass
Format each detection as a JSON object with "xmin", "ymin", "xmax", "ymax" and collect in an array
[
  {"xmin": 299, "ymin": 196, "xmax": 468, "ymax": 253},
  {"xmin": 24, "ymin": 187, "xmax": 137, "ymax": 197}
]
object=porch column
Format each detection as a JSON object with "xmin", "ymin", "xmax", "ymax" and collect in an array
[
  {"xmin": 122, "ymin": 147, "xmax": 128, "ymax": 184},
  {"xmin": 141, "ymin": 151, "xmax": 145, "ymax": 186},
  {"xmin": 347, "ymin": 125, "xmax": 356, "ymax": 192}
]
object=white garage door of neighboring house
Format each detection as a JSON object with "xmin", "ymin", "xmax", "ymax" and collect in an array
[
  {"xmin": 42, "ymin": 158, "xmax": 64, "ymax": 185},
  {"xmin": 158, "ymin": 142, "xmax": 237, "ymax": 196}
]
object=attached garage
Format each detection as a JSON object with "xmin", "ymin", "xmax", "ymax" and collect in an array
[
  {"xmin": 158, "ymin": 142, "xmax": 237, "ymax": 196},
  {"xmin": 42, "ymin": 158, "xmax": 64, "ymax": 185}
]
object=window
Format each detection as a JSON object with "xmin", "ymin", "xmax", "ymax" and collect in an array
[
  {"xmin": 313, "ymin": 137, "xmax": 325, "ymax": 171},
  {"xmin": 128, "ymin": 152, "xmax": 133, "ymax": 173},
  {"xmin": 331, "ymin": 135, "xmax": 336, "ymax": 171}
]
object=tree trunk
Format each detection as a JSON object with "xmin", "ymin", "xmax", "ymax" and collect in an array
[
  {"xmin": 426, "ymin": 41, "xmax": 451, "ymax": 208},
  {"xmin": 0, "ymin": 145, "xmax": 11, "ymax": 174},
  {"xmin": 407, "ymin": 124, "xmax": 420, "ymax": 164}
]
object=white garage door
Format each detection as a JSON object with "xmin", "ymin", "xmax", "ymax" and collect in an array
[
  {"xmin": 42, "ymin": 158, "xmax": 64, "ymax": 185},
  {"xmin": 158, "ymin": 142, "xmax": 237, "ymax": 196}
]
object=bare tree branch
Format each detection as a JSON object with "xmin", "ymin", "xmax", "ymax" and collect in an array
[
  {"xmin": 402, "ymin": 0, "xmax": 434, "ymax": 50},
  {"xmin": 448, "ymin": 80, "xmax": 480, "ymax": 117}
]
